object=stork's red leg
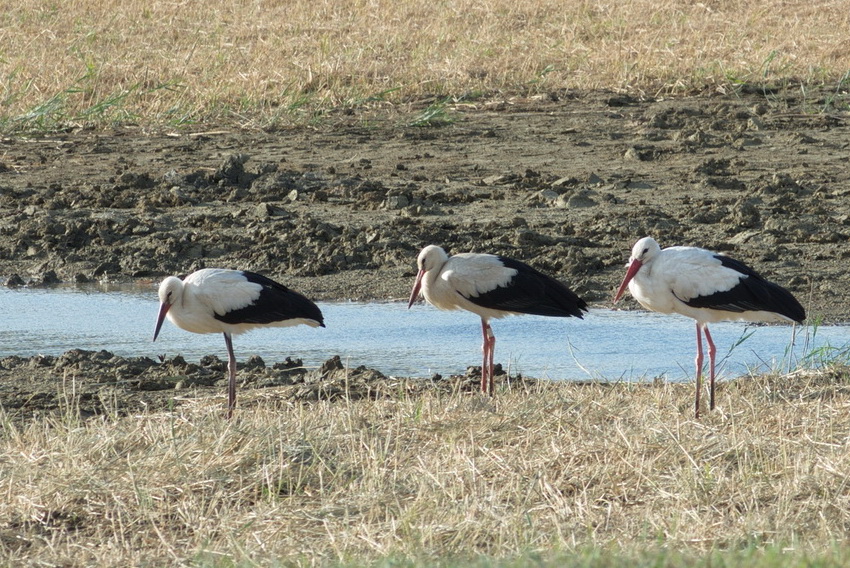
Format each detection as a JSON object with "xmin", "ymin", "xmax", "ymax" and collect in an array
[
  {"xmin": 704, "ymin": 326, "xmax": 717, "ymax": 411},
  {"xmin": 480, "ymin": 319, "xmax": 489, "ymax": 395},
  {"xmin": 694, "ymin": 323, "xmax": 703, "ymax": 419},
  {"xmin": 224, "ymin": 332, "xmax": 237, "ymax": 419},
  {"xmin": 486, "ymin": 324, "xmax": 495, "ymax": 396},
  {"xmin": 480, "ymin": 319, "xmax": 496, "ymax": 396}
]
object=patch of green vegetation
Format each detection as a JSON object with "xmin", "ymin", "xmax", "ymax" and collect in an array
[
  {"xmin": 348, "ymin": 87, "xmax": 403, "ymax": 106},
  {"xmin": 186, "ymin": 543, "xmax": 850, "ymax": 568},
  {"xmin": 382, "ymin": 545, "xmax": 850, "ymax": 568},
  {"xmin": 0, "ymin": 67, "xmax": 184, "ymax": 132},
  {"xmin": 819, "ymin": 68, "xmax": 850, "ymax": 113},
  {"xmin": 407, "ymin": 97, "xmax": 456, "ymax": 127},
  {"xmin": 723, "ymin": 50, "xmax": 796, "ymax": 99}
]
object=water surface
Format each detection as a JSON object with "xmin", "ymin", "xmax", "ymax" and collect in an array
[{"xmin": 1, "ymin": 285, "xmax": 844, "ymax": 382}]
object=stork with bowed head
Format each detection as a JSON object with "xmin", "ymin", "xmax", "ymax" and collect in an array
[
  {"xmin": 614, "ymin": 236, "xmax": 805, "ymax": 418},
  {"xmin": 154, "ymin": 268, "xmax": 324, "ymax": 418},
  {"xmin": 408, "ymin": 245, "xmax": 588, "ymax": 395}
]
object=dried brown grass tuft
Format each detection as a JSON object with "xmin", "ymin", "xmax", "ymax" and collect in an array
[
  {"xmin": 3, "ymin": 368, "xmax": 850, "ymax": 565},
  {"xmin": 2, "ymin": 0, "xmax": 849, "ymax": 128}
]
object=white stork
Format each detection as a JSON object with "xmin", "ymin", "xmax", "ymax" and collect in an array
[
  {"xmin": 408, "ymin": 245, "xmax": 588, "ymax": 394},
  {"xmin": 153, "ymin": 268, "xmax": 324, "ymax": 417},
  {"xmin": 614, "ymin": 236, "xmax": 805, "ymax": 418}
]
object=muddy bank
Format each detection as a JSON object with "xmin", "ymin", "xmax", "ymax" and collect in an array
[
  {"xmin": 0, "ymin": 349, "xmax": 524, "ymax": 421},
  {"xmin": 1, "ymin": 88, "xmax": 847, "ymax": 317}
]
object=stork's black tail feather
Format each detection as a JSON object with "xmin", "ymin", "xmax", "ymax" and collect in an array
[
  {"xmin": 215, "ymin": 271, "xmax": 325, "ymax": 326},
  {"xmin": 683, "ymin": 255, "xmax": 805, "ymax": 323},
  {"xmin": 467, "ymin": 257, "xmax": 588, "ymax": 318}
]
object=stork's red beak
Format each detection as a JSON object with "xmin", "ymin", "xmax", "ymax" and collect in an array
[
  {"xmin": 153, "ymin": 303, "xmax": 171, "ymax": 341},
  {"xmin": 614, "ymin": 259, "xmax": 643, "ymax": 303},
  {"xmin": 407, "ymin": 269, "xmax": 425, "ymax": 309}
]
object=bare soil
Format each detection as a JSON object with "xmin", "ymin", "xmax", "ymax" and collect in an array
[{"xmin": 1, "ymin": 88, "xmax": 848, "ymax": 419}]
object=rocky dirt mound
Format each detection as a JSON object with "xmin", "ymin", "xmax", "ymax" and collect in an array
[
  {"xmin": 2, "ymin": 88, "xmax": 846, "ymax": 315},
  {"xmin": 0, "ymin": 349, "xmax": 531, "ymax": 421}
]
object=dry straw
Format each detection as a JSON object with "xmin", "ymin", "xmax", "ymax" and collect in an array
[
  {"xmin": 2, "ymin": 0, "xmax": 850, "ymax": 127},
  {"xmin": 3, "ymin": 367, "xmax": 850, "ymax": 564}
]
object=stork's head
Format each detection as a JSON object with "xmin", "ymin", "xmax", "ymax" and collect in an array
[
  {"xmin": 614, "ymin": 236, "xmax": 660, "ymax": 303},
  {"xmin": 153, "ymin": 276, "xmax": 183, "ymax": 341},
  {"xmin": 407, "ymin": 245, "xmax": 449, "ymax": 308}
]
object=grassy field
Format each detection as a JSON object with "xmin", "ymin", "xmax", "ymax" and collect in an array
[
  {"xmin": 2, "ymin": 0, "xmax": 850, "ymax": 129},
  {"xmin": 3, "ymin": 365, "xmax": 850, "ymax": 566}
]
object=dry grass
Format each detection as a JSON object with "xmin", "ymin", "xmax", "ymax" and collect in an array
[
  {"xmin": 3, "ymin": 367, "xmax": 850, "ymax": 565},
  {"xmin": 1, "ymin": 0, "xmax": 850, "ymax": 128}
]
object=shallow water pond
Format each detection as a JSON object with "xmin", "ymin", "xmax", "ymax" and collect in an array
[{"xmin": 1, "ymin": 285, "xmax": 843, "ymax": 381}]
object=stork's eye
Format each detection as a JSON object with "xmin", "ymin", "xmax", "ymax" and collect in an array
[{"xmin": 642, "ymin": 247, "xmax": 649, "ymax": 256}]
